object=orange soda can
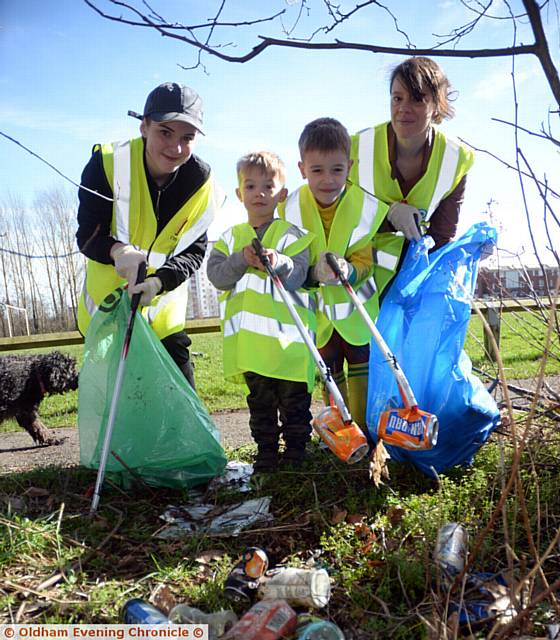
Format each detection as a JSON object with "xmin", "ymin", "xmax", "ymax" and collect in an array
[
  {"xmin": 312, "ymin": 406, "xmax": 369, "ymax": 464},
  {"xmin": 377, "ymin": 406, "xmax": 438, "ymax": 450}
]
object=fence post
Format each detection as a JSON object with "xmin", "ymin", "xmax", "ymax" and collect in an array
[{"xmin": 483, "ymin": 303, "xmax": 501, "ymax": 362}]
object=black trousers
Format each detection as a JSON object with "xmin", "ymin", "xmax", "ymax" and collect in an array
[
  {"xmin": 244, "ymin": 372, "xmax": 312, "ymax": 450},
  {"xmin": 161, "ymin": 330, "xmax": 195, "ymax": 389}
]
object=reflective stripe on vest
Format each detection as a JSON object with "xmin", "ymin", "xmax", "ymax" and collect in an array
[
  {"xmin": 376, "ymin": 250, "xmax": 399, "ymax": 271},
  {"xmin": 113, "ymin": 141, "xmax": 133, "ymax": 242},
  {"xmin": 357, "ymin": 126, "xmax": 376, "ymax": 198},
  {"xmin": 317, "ymin": 277, "xmax": 376, "ymax": 322},
  {"xmin": 426, "ymin": 140, "xmax": 459, "ymax": 221}
]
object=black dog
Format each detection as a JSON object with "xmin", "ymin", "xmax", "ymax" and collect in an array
[{"xmin": 0, "ymin": 351, "xmax": 79, "ymax": 445}]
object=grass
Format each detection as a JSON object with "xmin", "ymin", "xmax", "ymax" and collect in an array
[
  {"xmin": 465, "ymin": 310, "xmax": 560, "ymax": 379},
  {"xmin": 2, "ymin": 310, "xmax": 557, "ymax": 436},
  {"xmin": 1, "ymin": 432, "xmax": 559, "ymax": 636},
  {"xmin": 1, "ymin": 311, "xmax": 559, "ymax": 636}
]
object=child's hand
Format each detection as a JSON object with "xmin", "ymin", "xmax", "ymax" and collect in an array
[
  {"xmin": 313, "ymin": 252, "xmax": 353, "ymax": 284},
  {"xmin": 242, "ymin": 245, "xmax": 277, "ymax": 271},
  {"xmin": 261, "ymin": 248, "xmax": 277, "ymax": 269}
]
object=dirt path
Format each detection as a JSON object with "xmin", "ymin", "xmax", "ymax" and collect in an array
[
  {"xmin": 0, "ymin": 410, "xmax": 252, "ymax": 475},
  {"xmin": 1, "ymin": 376, "xmax": 558, "ymax": 476},
  {"xmin": 0, "ymin": 402, "xmax": 324, "ymax": 475}
]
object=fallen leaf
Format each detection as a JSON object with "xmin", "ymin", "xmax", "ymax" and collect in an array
[
  {"xmin": 367, "ymin": 559, "xmax": 385, "ymax": 568},
  {"xmin": 194, "ymin": 549, "xmax": 226, "ymax": 565},
  {"xmin": 150, "ymin": 583, "xmax": 176, "ymax": 615},
  {"xmin": 347, "ymin": 513, "xmax": 365, "ymax": 525},
  {"xmin": 23, "ymin": 487, "xmax": 50, "ymax": 498},
  {"xmin": 369, "ymin": 441, "xmax": 391, "ymax": 487},
  {"xmin": 387, "ymin": 506, "xmax": 405, "ymax": 526},
  {"xmin": 353, "ymin": 522, "xmax": 372, "ymax": 538},
  {"xmin": 330, "ymin": 507, "xmax": 347, "ymax": 525}
]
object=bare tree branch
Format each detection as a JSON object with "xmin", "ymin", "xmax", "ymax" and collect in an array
[
  {"xmin": 83, "ymin": 0, "xmax": 286, "ymax": 31},
  {"xmin": 83, "ymin": 0, "xmax": 560, "ymax": 106},
  {"xmin": 523, "ymin": 0, "xmax": 560, "ymax": 105},
  {"xmin": 458, "ymin": 136, "xmax": 560, "ymax": 199},
  {"xmin": 492, "ymin": 117, "xmax": 560, "ymax": 147}
]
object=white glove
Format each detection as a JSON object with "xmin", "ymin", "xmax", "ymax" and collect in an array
[
  {"xmin": 313, "ymin": 253, "xmax": 353, "ymax": 284},
  {"xmin": 128, "ymin": 277, "xmax": 162, "ymax": 306},
  {"xmin": 111, "ymin": 243, "xmax": 147, "ymax": 285},
  {"xmin": 387, "ymin": 202, "xmax": 422, "ymax": 241}
]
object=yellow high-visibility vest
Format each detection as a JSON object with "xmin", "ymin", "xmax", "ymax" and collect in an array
[
  {"xmin": 214, "ymin": 219, "xmax": 316, "ymax": 390},
  {"xmin": 278, "ymin": 185, "xmax": 388, "ymax": 347},
  {"xmin": 77, "ymin": 137, "xmax": 218, "ymax": 339},
  {"xmin": 350, "ymin": 122, "xmax": 474, "ymax": 295}
]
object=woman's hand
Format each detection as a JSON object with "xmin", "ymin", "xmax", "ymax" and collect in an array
[{"xmin": 387, "ymin": 202, "xmax": 422, "ymax": 241}]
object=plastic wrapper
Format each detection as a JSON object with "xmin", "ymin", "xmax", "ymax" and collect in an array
[
  {"xmin": 78, "ymin": 287, "xmax": 227, "ymax": 488},
  {"xmin": 366, "ymin": 222, "xmax": 500, "ymax": 475}
]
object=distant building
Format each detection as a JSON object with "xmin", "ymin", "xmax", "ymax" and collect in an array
[
  {"xmin": 186, "ymin": 241, "xmax": 220, "ymax": 318},
  {"xmin": 477, "ymin": 265, "xmax": 560, "ymax": 298}
]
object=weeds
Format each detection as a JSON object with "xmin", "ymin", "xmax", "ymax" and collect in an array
[
  {"xmin": 1, "ymin": 313, "xmax": 559, "ymax": 636},
  {"xmin": 1, "ymin": 420, "xmax": 559, "ymax": 638}
]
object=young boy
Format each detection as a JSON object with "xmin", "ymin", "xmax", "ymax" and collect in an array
[
  {"xmin": 278, "ymin": 118, "xmax": 389, "ymax": 428},
  {"xmin": 207, "ymin": 152, "xmax": 315, "ymax": 472}
]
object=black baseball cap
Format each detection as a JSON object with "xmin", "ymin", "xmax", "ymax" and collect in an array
[{"xmin": 130, "ymin": 82, "xmax": 205, "ymax": 134}]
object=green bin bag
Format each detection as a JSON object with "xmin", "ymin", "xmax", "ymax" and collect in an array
[{"xmin": 78, "ymin": 288, "xmax": 227, "ymax": 488}]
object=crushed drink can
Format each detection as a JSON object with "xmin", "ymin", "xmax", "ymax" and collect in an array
[
  {"xmin": 313, "ymin": 406, "xmax": 369, "ymax": 464},
  {"xmin": 122, "ymin": 598, "xmax": 169, "ymax": 624},
  {"xmin": 377, "ymin": 406, "xmax": 438, "ymax": 450},
  {"xmin": 296, "ymin": 618, "xmax": 345, "ymax": 639},
  {"xmin": 222, "ymin": 599, "xmax": 298, "ymax": 640},
  {"xmin": 435, "ymin": 523, "xmax": 468, "ymax": 582},
  {"xmin": 224, "ymin": 546, "xmax": 269, "ymax": 602}
]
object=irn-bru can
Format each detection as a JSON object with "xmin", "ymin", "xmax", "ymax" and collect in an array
[
  {"xmin": 377, "ymin": 406, "xmax": 438, "ymax": 450},
  {"xmin": 312, "ymin": 406, "xmax": 369, "ymax": 464},
  {"xmin": 224, "ymin": 547, "xmax": 269, "ymax": 602}
]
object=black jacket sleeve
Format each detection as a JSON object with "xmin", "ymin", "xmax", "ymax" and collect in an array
[
  {"xmin": 76, "ymin": 148, "xmax": 120, "ymax": 263},
  {"xmin": 156, "ymin": 232, "xmax": 208, "ymax": 292}
]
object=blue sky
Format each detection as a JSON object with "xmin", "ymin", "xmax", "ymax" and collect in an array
[{"xmin": 1, "ymin": 0, "xmax": 558, "ymax": 265}]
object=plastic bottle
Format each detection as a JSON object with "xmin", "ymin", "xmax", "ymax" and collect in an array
[
  {"xmin": 257, "ymin": 567, "xmax": 331, "ymax": 608},
  {"xmin": 122, "ymin": 598, "xmax": 169, "ymax": 624},
  {"xmin": 168, "ymin": 603, "xmax": 238, "ymax": 639},
  {"xmin": 296, "ymin": 619, "xmax": 345, "ymax": 639}
]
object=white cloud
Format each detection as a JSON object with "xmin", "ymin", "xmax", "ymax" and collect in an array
[{"xmin": 471, "ymin": 65, "xmax": 534, "ymax": 102}]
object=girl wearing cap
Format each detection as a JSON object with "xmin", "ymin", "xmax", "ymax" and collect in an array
[
  {"xmin": 77, "ymin": 82, "xmax": 219, "ymax": 388},
  {"xmin": 349, "ymin": 56, "xmax": 474, "ymax": 297}
]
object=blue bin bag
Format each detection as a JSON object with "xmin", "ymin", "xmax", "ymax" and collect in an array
[
  {"xmin": 79, "ymin": 288, "xmax": 227, "ymax": 489},
  {"xmin": 366, "ymin": 222, "xmax": 500, "ymax": 476}
]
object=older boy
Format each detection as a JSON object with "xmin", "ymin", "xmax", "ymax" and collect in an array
[
  {"xmin": 76, "ymin": 82, "xmax": 218, "ymax": 388},
  {"xmin": 278, "ymin": 118, "xmax": 388, "ymax": 428},
  {"xmin": 207, "ymin": 152, "xmax": 315, "ymax": 472}
]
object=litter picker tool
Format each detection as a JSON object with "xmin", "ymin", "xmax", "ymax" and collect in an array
[
  {"xmin": 325, "ymin": 252, "xmax": 438, "ymax": 450},
  {"xmin": 90, "ymin": 261, "xmax": 147, "ymax": 515},
  {"xmin": 252, "ymin": 238, "xmax": 368, "ymax": 463}
]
